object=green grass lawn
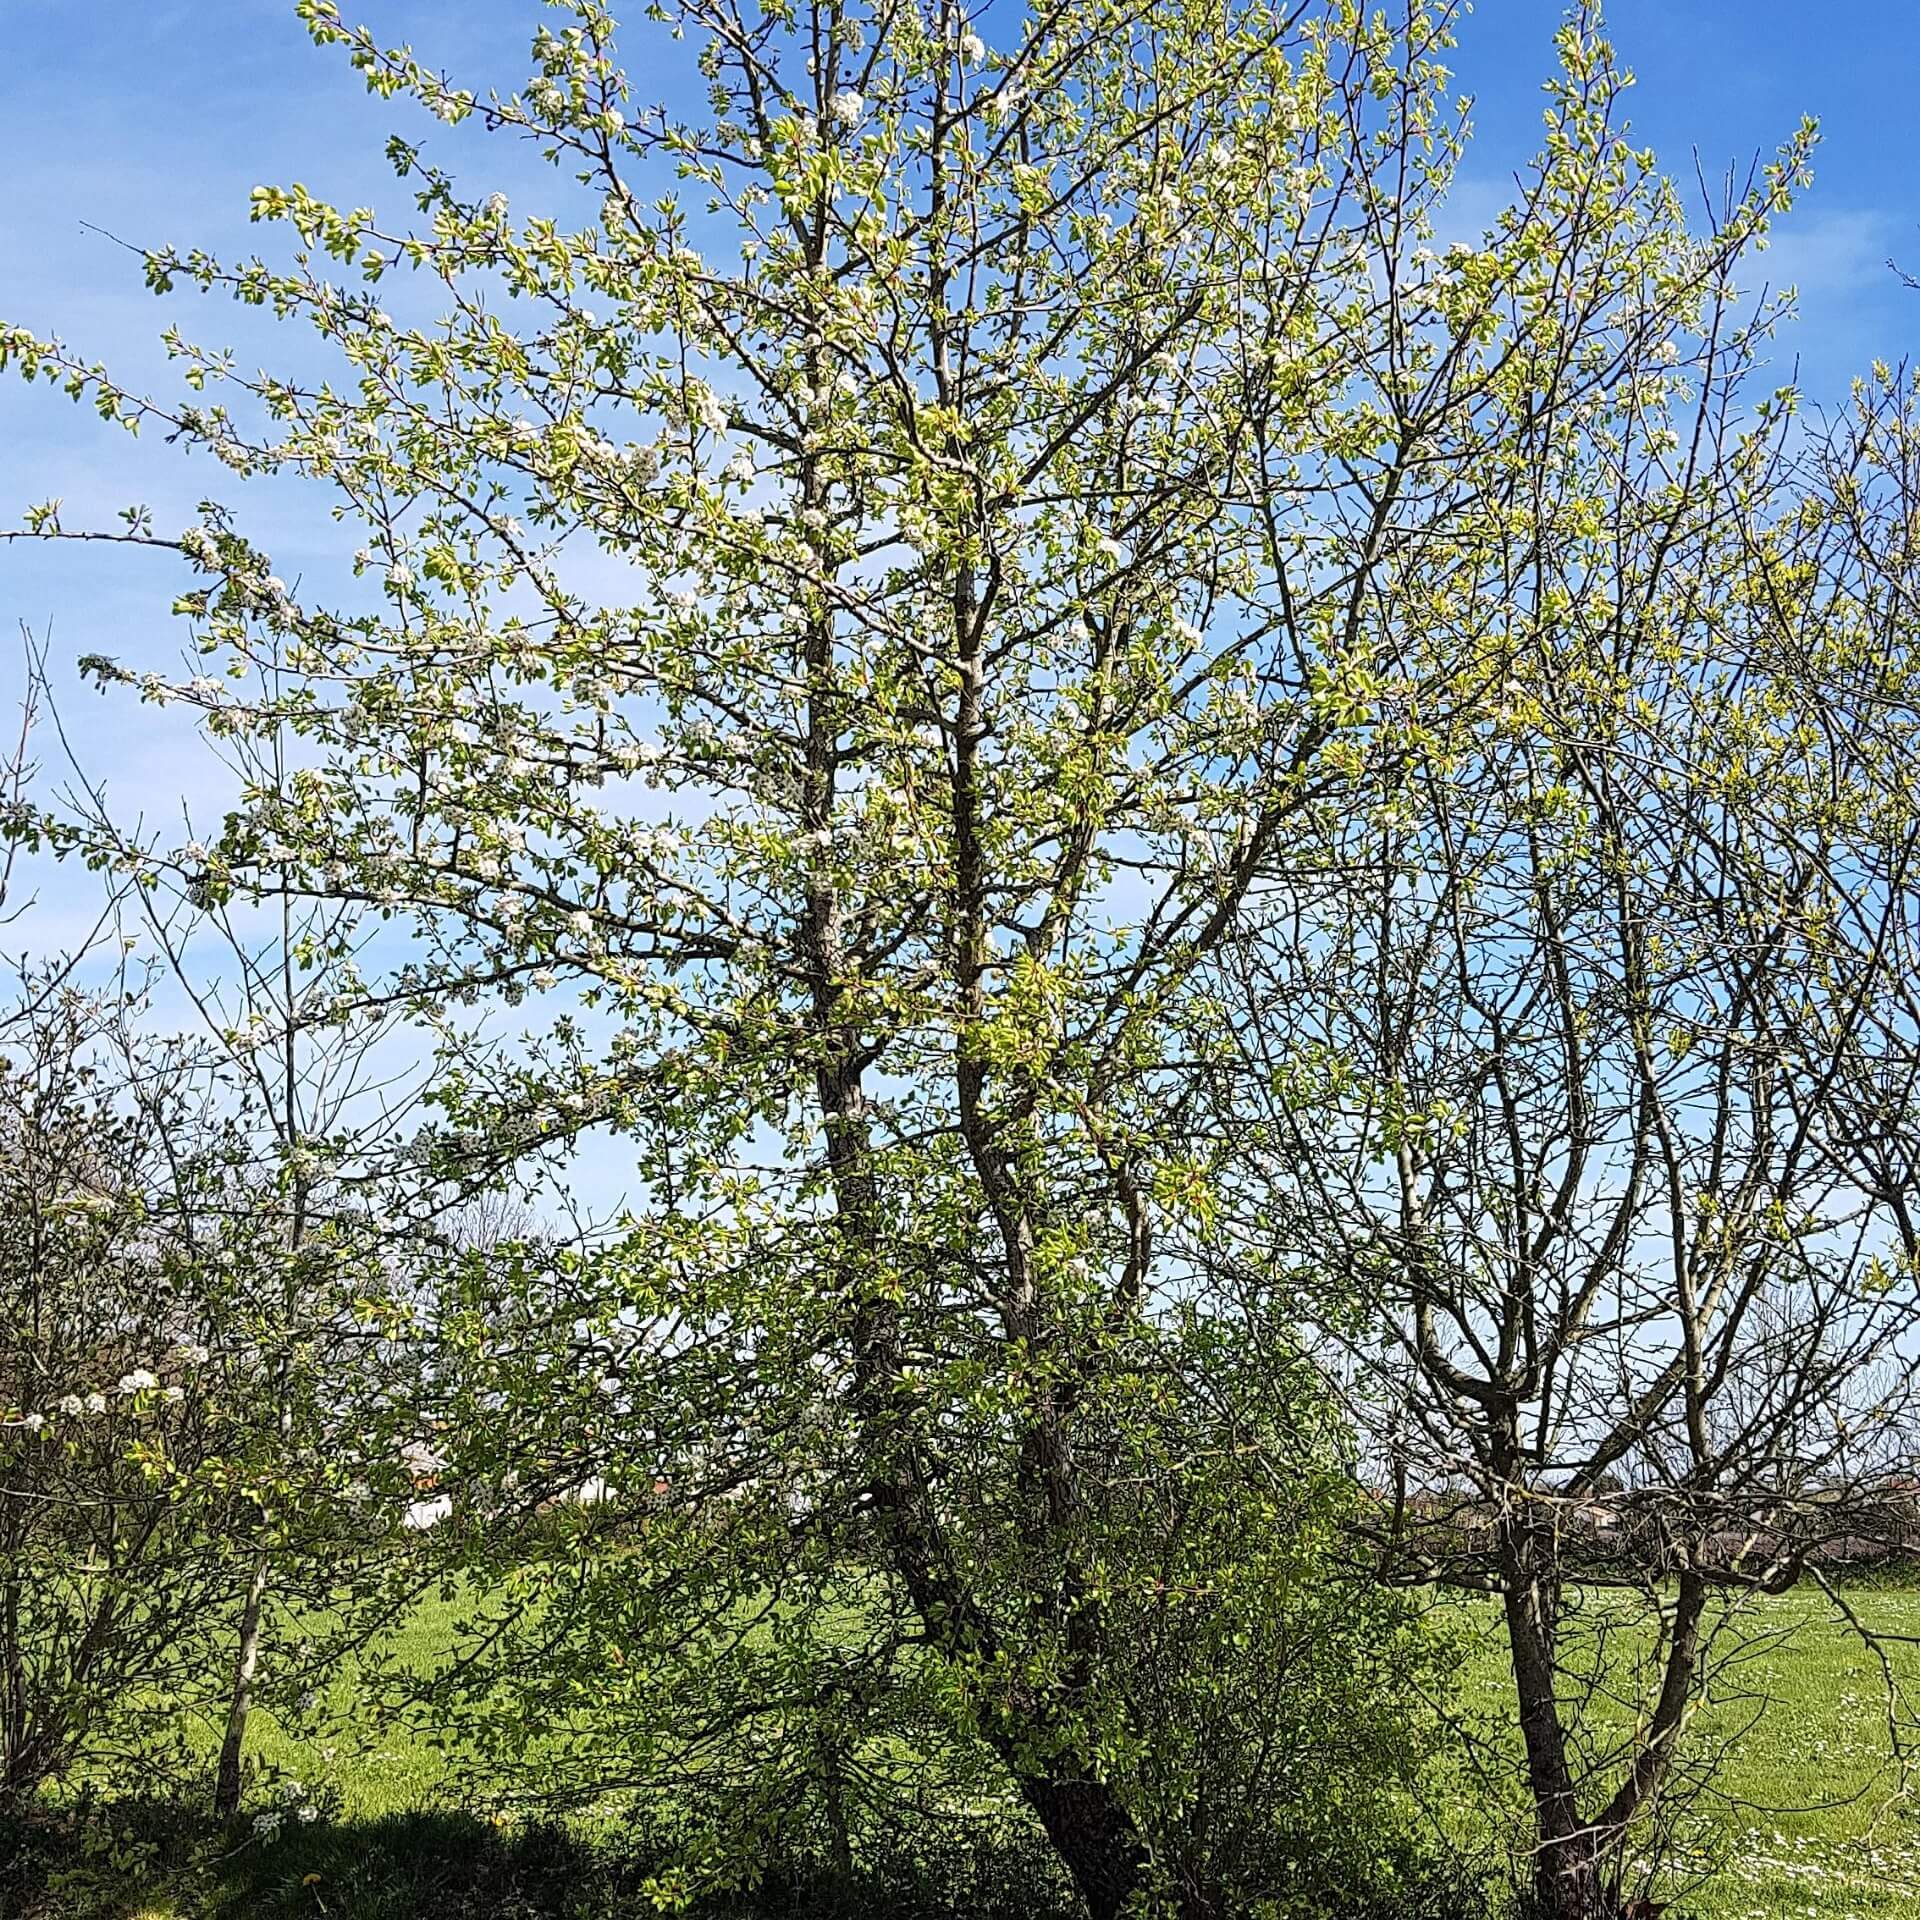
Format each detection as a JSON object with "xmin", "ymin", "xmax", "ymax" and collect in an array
[
  {"xmin": 17, "ymin": 1583, "xmax": 1920, "ymax": 1919},
  {"xmin": 1430, "ymin": 1587, "xmax": 1920, "ymax": 1920}
]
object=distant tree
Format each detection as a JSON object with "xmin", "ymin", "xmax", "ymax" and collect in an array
[
  {"xmin": 0, "ymin": 972, "xmax": 246, "ymax": 1803},
  {"xmin": 0, "ymin": 944, "xmax": 430, "ymax": 1815}
]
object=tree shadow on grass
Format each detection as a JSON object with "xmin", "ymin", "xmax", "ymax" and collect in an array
[{"xmin": 1, "ymin": 1801, "xmax": 1085, "ymax": 1920}]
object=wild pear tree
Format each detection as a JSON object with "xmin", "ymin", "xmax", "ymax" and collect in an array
[{"xmin": 1, "ymin": 0, "xmax": 1600, "ymax": 1907}]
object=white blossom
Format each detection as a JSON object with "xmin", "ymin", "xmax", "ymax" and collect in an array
[
  {"xmin": 84, "ymin": 1392, "xmax": 108, "ymax": 1415},
  {"xmin": 829, "ymin": 89, "xmax": 865, "ymax": 127},
  {"xmin": 58, "ymin": 1394, "xmax": 84, "ymax": 1417},
  {"xmin": 118, "ymin": 1369, "xmax": 159, "ymax": 1395},
  {"xmin": 959, "ymin": 28, "xmax": 986, "ymax": 64}
]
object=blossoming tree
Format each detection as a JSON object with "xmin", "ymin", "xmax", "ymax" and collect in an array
[{"xmin": 1, "ymin": 0, "xmax": 1497, "ymax": 1904}]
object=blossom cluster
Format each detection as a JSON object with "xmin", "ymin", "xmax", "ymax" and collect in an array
[{"xmin": 4, "ymin": 1343, "xmax": 213, "ymax": 1432}]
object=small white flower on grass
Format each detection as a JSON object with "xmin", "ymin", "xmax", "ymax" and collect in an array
[
  {"xmin": 176, "ymin": 1342, "xmax": 211, "ymax": 1366},
  {"xmin": 252, "ymin": 1810, "xmax": 284, "ymax": 1840},
  {"xmin": 162, "ymin": 1385, "xmax": 186, "ymax": 1405},
  {"xmin": 84, "ymin": 1392, "xmax": 108, "ymax": 1415},
  {"xmin": 118, "ymin": 1369, "xmax": 158, "ymax": 1395},
  {"xmin": 22, "ymin": 1412, "xmax": 44, "ymax": 1432},
  {"xmin": 58, "ymin": 1394, "xmax": 84, "ymax": 1417}
]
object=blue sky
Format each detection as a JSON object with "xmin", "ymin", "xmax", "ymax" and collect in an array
[
  {"xmin": 5, "ymin": 0, "xmax": 1914, "ymax": 740},
  {"xmin": 1, "ymin": 0, "xmax": 1916, "ymax": 1205},
  {"xmin": 6, "ymin": 0, "xmax": 1914, "ymax": 694}
]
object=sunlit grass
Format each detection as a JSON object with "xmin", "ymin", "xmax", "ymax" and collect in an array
[
  {"xmin": 22, "ymin": 1582, "xmax": 1920, "ymax": 1917},
  {"xmin": 1427, "ymin": 1587, "xmax": 1920, "ymax": 1918}
]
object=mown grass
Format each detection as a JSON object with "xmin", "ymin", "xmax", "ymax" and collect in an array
[{"xmin": 10, "ymin": 1584, "xmax": 1920, "ymax": 1919}]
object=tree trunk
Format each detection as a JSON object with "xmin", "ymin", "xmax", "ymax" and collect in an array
[
  {"xmin": 1501, "ymin": 1508, "xmax": 1614, "ymax": 1920},
  {"xmin": 1021, "ymin": 1773, "xmax": 1149, "ymax": 1920},
  {"xmin": 213, "ymin": 1549, "xmax": 269, "ymax": 1817},
  {"xmin": 1531, "ymin": 1830, "xmax": 1609, "ymax": 1920}
]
